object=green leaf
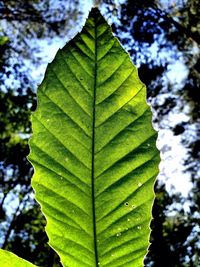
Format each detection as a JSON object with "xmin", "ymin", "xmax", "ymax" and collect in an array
[
  {"xmin": 0, "ymin": 36, "xmax": 9, "ymax": 46},
  {"xmin": 0, "ymin": 249, "xmax": 37, "ymax": 267},
  {"xmin": 27, "ymin": 7, "xmax": 160, "ymax": 267}
]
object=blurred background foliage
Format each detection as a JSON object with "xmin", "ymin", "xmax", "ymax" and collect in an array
[{"xmin": 0, "ymin": 0, "xmax": 199, "ymax": 266}]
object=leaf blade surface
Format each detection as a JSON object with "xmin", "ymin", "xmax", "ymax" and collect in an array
[{"xmin": 29, "ymin": 8, "xmax": 160, "ymax": 267}]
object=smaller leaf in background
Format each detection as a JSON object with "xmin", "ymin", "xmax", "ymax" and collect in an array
[{"xmin": 0, "ymin": 249, "xmax": 37, "ymax": 267}]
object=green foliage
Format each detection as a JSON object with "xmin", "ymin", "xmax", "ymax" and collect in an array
[
  {"xmin": 0, "ymin": 36, "xmax": 9, "ymax": 46},
  {"xmin": 0, "ymin": 7, "xmax": 159, "ymax": 267}
]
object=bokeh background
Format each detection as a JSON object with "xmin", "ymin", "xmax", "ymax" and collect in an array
[{"xmin": 0, "ymin": 0, "xmax": 199, "ymax": 266}]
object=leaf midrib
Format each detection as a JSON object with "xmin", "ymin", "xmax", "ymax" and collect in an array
[{"xmin": 91, "ymin": 11, "xmax": 99, "ymax": 267}]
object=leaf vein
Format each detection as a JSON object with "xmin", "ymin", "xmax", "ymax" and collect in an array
[
  {"xmin": 96, "ymin": 133, "xmax": 156, "ymax": 178},
  {"xmin": 96, "ymin": 85, "xmax": 145, "ymax": 128},
  {"xmin": 98, "ymin": 198, "xmax": 154, "ymax": 236},
  {"xmin": 40, "ymin": 89, "xmax": 91, "ymax": 138},
  {"xmin": 30, "ymin": 143, "xmax": 90, "ymax": 188},
  {"xmin": 96, "ymin": 68, "xmax": 134, "ymax": 105},
  {"xmin": 33, "ymin": 115, "xmax": 90, "ymax": 170},
  {"xmin": 60, "ymin": 50, "xmax": 93, "ymax": 97},
  {"xmin": 39, "ymin": 199, "xmax": 91, "ymax": 235},
  {"xmin": 50, "ymin": 65, "xmax": 92, "ymax": 118},
  {"xmin": 72, "ymin": 42, "xmax": 94, "ymax": 61},
  {"xmin": 79, "ymin": 35, "xmax": 95, "ymax": 55},
  {"xmin": 97, "ymin": 38, "xmax": 116, "ymax": 62},
  {"xmin": 97, "ymin": 55, "xmax": 127, "ymax": 87},
  {"xmin": 95, "ymin": 108, "xmax": 149, "ymax": 154},
  {"xmin": 37, "ymin": 184, "xmax": 90, "ymax": 217},
  {"xmin": 31, "ymin": 158, "xmax": 90, "ymax": 197}
]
